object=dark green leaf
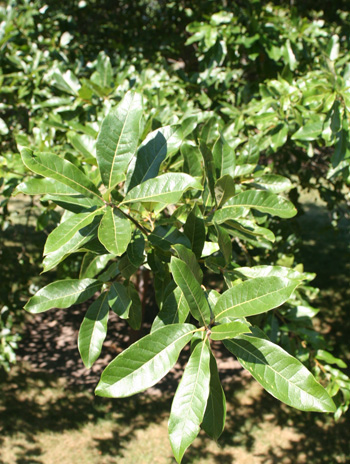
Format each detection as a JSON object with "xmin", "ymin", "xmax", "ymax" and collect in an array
[{"xmin": 202, "ymin": 352, "xmax": 226, "ymax": 440}]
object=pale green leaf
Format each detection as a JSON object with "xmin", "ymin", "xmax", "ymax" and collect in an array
[
  {"xmin": 98, "ymin": 207, "xmax": 132, "ymax": 256},
  {"xmin": 168, "ymin": 341, "xmax": 211, "ymax": 463},
  {"xmin": 24, "ymin": 279, "xmax": 101, "ymax": 314},
  {"xmin": 173, "ymin": 244, "xmax": 203, "ymax": 285},
  {"xmin": 78, "ymin": 292, "xmax": 109, "ymax": 368},
  {"xmin": 122, "ymin": 173, "xmax": 202, "ymax": 208},
  {"xmin": 108, "ymin": 282, "xmax": 131, "ymax": 319},
  {"xmin": 79, "ymin": 253, "xmax": 114, "ymax": 279},
  {"xmin": 213, "ymin": 190, "xmax": 297, "ymax": 224},
  {"xmin": 96, "ymin": 91, "xmax": 143, "ymax": 189},
  {"xmin": 170, "ymin": 257, "xmax": 211, "ymax": 326},
  {"xmin": 21, "ymin": 148, "xmax": 103, "ymax": 203},
  {"xmin": 95, "ymin": 323, "xmax": 196, "ymax": 398},
  {"xmin": 214, "ymin": 276, "xmax": 300, "ymax": 321},
  {"xmin": 151, "ymin": 287, "xmax": 190, "ymax": 333},
  {"xmin": 210, "ymin": 321, "xmax": 251, "ymax": 340},
  {"xmin": 44, "ymin": 207, "xmax": 104, "ymax": 255},
  {"xmin": 42, "ymin": 218, "xmax": 101, "ymax": 272},
  {"xmin": 224, "ymin": 335, "xmax": 336, "ymax": 412},
  {"xmin": 212, "ymin": 134, "xmax": 235, "ymax": 178}
]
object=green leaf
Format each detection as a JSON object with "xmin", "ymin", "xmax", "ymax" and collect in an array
[
  {"xmin": 252, "ymin": 174, "xmax": 292, "ymax": 194},
  {"xmin": 170, "ymin": 257, "xmax": 211, "ymax": 326},
  {"xmin": 224, "ymin": 335, "xmax": 336, "ymax": 412},
  {"xmin": 214, "ymin": 175, "xmax": 236, "ymax": 208},
  {"xmin": 108, "ymin": 282, "xmax": 131, "ymax": 319},
  {"xmin": 210, "ymin": 321, "xmax": 251, "ymax": 340},
  {"xmin": 98, "ymin": 207, "xmax": 132, "ymax": 256},
  {"xmin": 127, "ymin": 283, "xmax": 142, "ymax": 330},
  {"xmin": 24, "ymin": 279, "xmax": 101, "ymax": 314},
  {"xmin": 149, "ymin": 226, "xmax": 191, "ymax": 252},
  {"xmin": 122, "ymin": 173, "xmax": 202, "ymax": 209},
  {"xmin": 42, "ymin": 218, "xmax": 101, "ymax": 272},
  {"xmin": 181, "ymin": 141, "xmax": 203, "ymax": 178},
  {"xmin": 80, "ymin": 253, "xmax": 114, "ymax": 279},
  {"xmin": 67, "ymin": 131, "xmax": 96, "ymax": 160},
  {"xmin": 44, "ymin": 208, "xmax": 104, "ymax": 255},
  {"xmin": 96, "ymin": 91, "xmax": 143, "ymax": 190},
  {"xmin": 14, "ymin": 178, "xmax": 80, "ymax": 197},
  {"xmin": 212, "ymin": 134, "xmax": 235, "ymax": 178},
  {"xmin": 173, "ymin": 244, "xmax": 203, "ymax": 285},
  {"xmin": 213, "ymin": 190, "xmax": 297, "ymax": 224},
  {"xmin": 184, "ymin": 209, "xmax": 206, "ymax": 259},
  {"xmin": 214, "ymin": 223, "xmax": 232, "ymax": 265},
  {"xmin": 21, "ymin": 148, "xmax": 103, "ymax": 203},
  {"xmin": 235, "ymin": 265, "xmax": 307, "ymax": 281},
  {"xmin": 202, "ymin": 353, "xmax": 226, "ymax": 440},
  {"xmin": 291, "ymin": 119, "xmax": 324, "ymax": 141},
  {"xmin": 200, "ymin": 141, "xmax": 216, "ymax": 202},
  {"xmin": 95, "ymin": 323, "xmax": 196, "ymax": 398},
  {"xmin": 78, "ymin": 292, "xmax": 109, "ymax": 368},
  {"xmin": 214, "ymin": 276, "xmax": 300, "ymax": 321},
  {"xmin": 127, "ymin": 125, "xmax": 184, "ymax": 190},
  {"xmin": 168, "ymin": 341, "xmax": 211, "ymax": 463},
  {"xmin": 270, "ymin": 124, "xmax": 289, "ymax": 152},
  {"xmin": 127, "ymin": 230, "xmax": 145, "ymax": 267},
  {"xmin": 151, "ymin": 287, "xmax": 190, "ymax": 332}
]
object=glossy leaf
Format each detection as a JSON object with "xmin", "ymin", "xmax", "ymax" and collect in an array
[
  {"xmin": 122, "ymin": 173, "xmax": 202, "ymax": 208},
  {"xmin": 149, "ymin": 226, "xmax": 191, "ymax": 252},
  {"xmin": 108, "ymin": 282, "xmax": 131, "ymax": 319},
  {"xmin": 213, "ymin": 190, "xmax": 297, "ymax": 223},
  {"xmin": 79, "ymin": 253, "xmax": 114, "ymax": 279},
  {"xmin": 78, "ymin": 292, "xmax": 109, "ymax": 368},
  {"xmin": 44, "ymin": 208, "xmax": 104, "ymax": 255},
  {"xmin": 214, "ymin": 174, "xmax": 236, "ymax": 207},
  {"xmin": 202, "ymin": 352, "xmax": 226, "ymax": 440},
  {"xmin": 212, "ymin": 133, "xmax": 235, "ymax": 178},
  {"xmin": 151, "ymin": 286, "xmax": 190, "ymax": 333},
  {"xmin": 184, "ymin": 209, "xmax": 206, "ymax": 259},
  {"xmin": 224, "ymin": 335, "xmax": 336, "ymax": 412},
  {"xmin": 214, "ymin": 276, "xmax": 300, "ymax": 321},
  {"xmin": 21, "ymin": 148, "xmax": 103, "ymax": 203},
  {"xmin": 127, "ymin": 125, "xmax": 184, "ymax": 190},
  {"xmin": 96, "ymin": 91, "xmax": 143, "ymax": 190},
  {"xmin": 170, "ymin": 257, "xmax": 211, "ymax": 326},
  {"xmin": 98, "ymin": 207, "xmax": 132, "ymax": 256},
  {"xmin": 168, "ymin": 341, "xmax": 211, "ymax": 463},
  {"xmin": 95, "ymin": 323, "xmax": 196, "ymax": 398},
  {"xmin": 14, "ymin": 178, "xmax": 80, "ymax": 197},
  {"xmin": 252, "ymin": 174, "xmax": 292, "ymax": 194},
  {"xmin": 210, "ymin": 321, "xmax": 251, "ymax": 340},
  {"xmin": 214, "ymin": 223, "xmax": 232, "ymax": 265},
  {"xmin": 173, "ymin": 244, "xmax": 203, "ymax": 284},
  {"xmin": 43, "ymin": 218, "xmax": 101, "ymax": 272},
  {"xmin": 24, "ymin": 279, "xmax": 101, "ymax": 314}
]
